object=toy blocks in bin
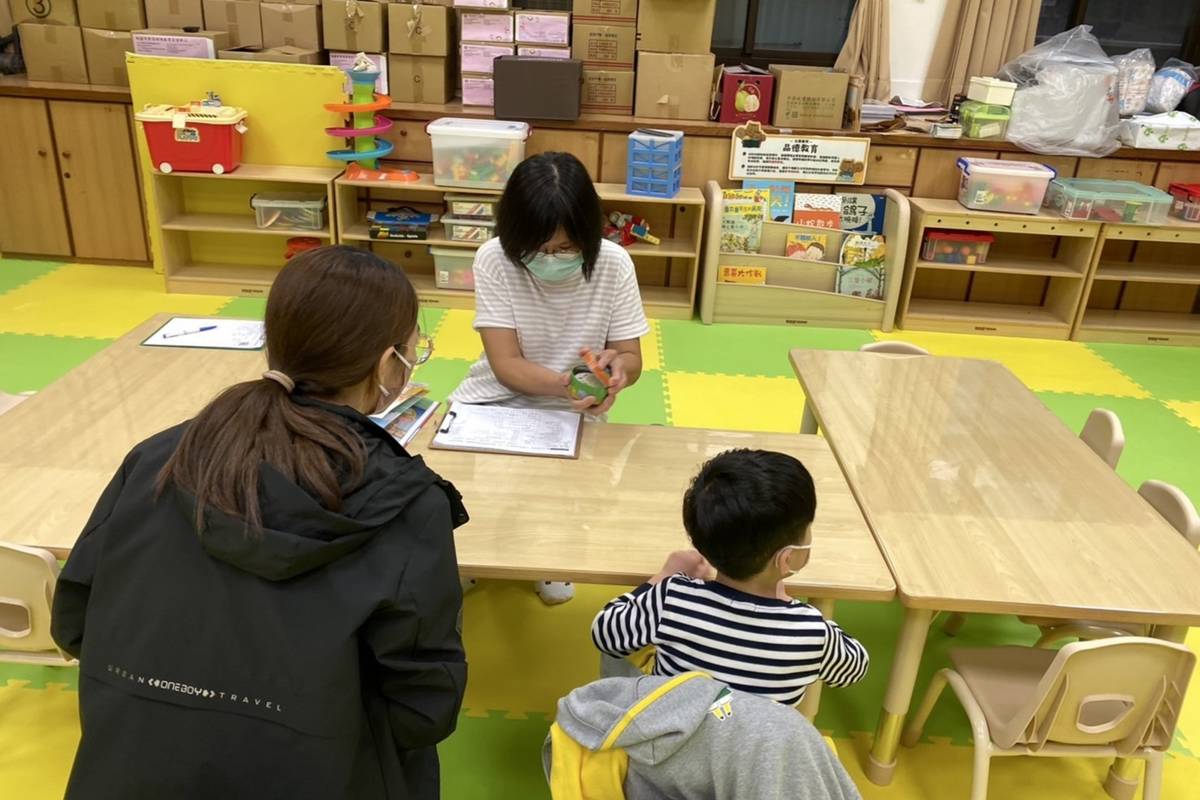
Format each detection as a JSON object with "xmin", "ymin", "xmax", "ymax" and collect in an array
[{"xmin": 626, "ymin": 128, "xmax": 683, "ymax": 198}]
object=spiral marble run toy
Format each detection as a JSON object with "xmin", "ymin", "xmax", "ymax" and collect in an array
[{"xmin": 324, "ymin": 53, "xmax": 401, "ymax": 174}]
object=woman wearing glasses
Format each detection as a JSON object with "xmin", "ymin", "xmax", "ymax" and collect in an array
[
  {"xmin": 450, "ymin": 152, "xmax": 650, "ymax": 604},
  {"xmin": 51, "ymin": 247, "xmax": 468, "ymax": 800}
]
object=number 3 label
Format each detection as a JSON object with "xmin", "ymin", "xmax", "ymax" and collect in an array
[{"xmin": 26, "ymin": 0, "xmax": 52, "ymax": 19}]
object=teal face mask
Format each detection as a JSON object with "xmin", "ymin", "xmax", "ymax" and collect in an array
[{"xmin": 523, "ymin": 251, "xmax": 584, "ymax": 282}]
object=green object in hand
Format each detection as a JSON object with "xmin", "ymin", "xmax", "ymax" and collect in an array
[{"xmin": 568, "ymin": 364, "xmax": 609, "ymax": 402}]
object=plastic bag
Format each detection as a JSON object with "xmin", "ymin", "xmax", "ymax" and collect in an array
[
  {"xmin": 1114, "ymin": 49, "xmax": 1155, "ymax": 115},
  {"xmin": 997, "ymin": 26, "xmax": 1121, "ymax": 157},
  {"xmin": 1146, "ymin": 58, "xmax": 1197, "ymax": 113}
]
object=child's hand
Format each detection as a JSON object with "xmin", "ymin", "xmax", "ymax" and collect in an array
[{"xmin": 652, "ymin": 550, "xmax": 713, "ymax": 583}]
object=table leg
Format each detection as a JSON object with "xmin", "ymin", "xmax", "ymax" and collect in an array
[
  {"xmin": 1104, "ymin": 624, "xmax": 1189, "ymax": 800},
  {"xmin": 800, "ymin": 402, "xmax": 818, "ymax": 434},
  {"xmin": 798, "ymin": 598, "xmax": 836, "ymax": 722},
  {"xmin": 866, "ymin": 607, "xmax": 933, "ymax": 786}
]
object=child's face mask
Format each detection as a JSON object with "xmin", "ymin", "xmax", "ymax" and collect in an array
[{"xmin": 777, "ymin": 544, "xmax": 812, "ymax": 576}]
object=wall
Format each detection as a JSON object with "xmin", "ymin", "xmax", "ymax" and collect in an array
[{"xmin": 889, "ymin": 0, "xmax": 950, "ymax": 101}]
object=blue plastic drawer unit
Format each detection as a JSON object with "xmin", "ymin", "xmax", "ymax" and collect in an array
[{"xmin": 627, "ymin": 128, "xmax": 684, "ymax": 198}]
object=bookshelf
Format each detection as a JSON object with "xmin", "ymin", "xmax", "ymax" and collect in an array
[
  {"xmin": 698, "ymin": 182, "xmax": 909, "ymax": 330},
  {"xmin": 334, "ymin": 174, "xmax": 706, "ymax": 320},
  {"xmin": 154, "ymin": 164, "xmax": 343, "ymax": 297},
  {"xmin": 1073, "ymin": 218, "xmax": 1200, "ymax": 346},
  {"xmin": 897, "ymin": 198, "xmax": 1102, "ymax": 340}
]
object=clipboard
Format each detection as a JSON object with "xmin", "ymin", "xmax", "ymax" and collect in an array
[{"xmin": 429, "ymin": 402, "xmax": 584, "ymax": 459}]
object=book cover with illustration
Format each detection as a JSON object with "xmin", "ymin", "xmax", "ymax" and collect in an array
[
  {"xmin": 836, "ymin": 233, "xmax": 887, "ymax": 299},
  {"xmin": 721, "ymin": 189, "xmax": 768, "ymax": 253},
  {"xmin": 742, "ymin": 179, "xmax": 796, "ymax": 222},
  {"xmin": 838, "ymin": 193, "xmax": 887, "ymax": 234},
  {"xmin": 785, "ymin": 232, "xmax": 829, "ymax": 262},
  {"xmin": 792, "ymin": 193, "xmax": 842, "ymax": 228}
]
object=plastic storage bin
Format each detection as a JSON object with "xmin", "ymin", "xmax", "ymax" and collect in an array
[
  {"xmin": 441, "ymin": 214, "xmax": 496, "ymax": 243},
  {"xmin": 960, "ymin": 100, "xmax": 1011, "ymax": 140},
  {"xmin": 251, "ymin": 193, "xmax": 327, "ymax": 231},
  {"xmin": 1044, "ymin": 179, "xmax": 1173, "ymax": 224},
  {"xmin": 921, "ymin": 230, "xmax": 994, "ymax": 265},
  {"xmin": 428, "ymin": 117, "xmax": 530, "ymax": 190},
  {"xmin": 445, "ymin": 194, "xmax": 498, "ymax": 219},
  {"xmin": 1168, "ymin": 182, "xmax": 1200, "ymax": 222},
  {"xmin": 627, "ymin": 128, "xmax": 683, "ymax": 198},
  {"xmin": 967, "ymin": 77, "xmax": 1017, "ymax": 106},
  {"xmin": 431, "ymin": 247, "xmax": 476, "ymax": 290},
  {"xmin": 956, "ymin": 158, "xmax": 1056, "ymax": 215},
  {"xmin": 136, "ymin": 101, "xmax": 248, "ymax": 175}
]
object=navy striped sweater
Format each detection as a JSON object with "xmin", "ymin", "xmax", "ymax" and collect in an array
[{"xmin": 591, "ymin": 575, "xmax": 870, "ymax": 706}]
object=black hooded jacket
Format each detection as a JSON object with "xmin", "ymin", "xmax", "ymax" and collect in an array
[{"xmin": 51, "ymin": 400, "xmax": 469, "ymax": 799}]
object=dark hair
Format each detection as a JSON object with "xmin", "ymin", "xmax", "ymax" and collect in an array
[
  {"xmin": 682, "ymin": 450, "xmax": 817, "ymax": 581},
  {"xmin": 158, "ymin": 246, "xmax": 419, "ymax": 532},
  {"xmin": 496, "ymin": 151, "xmax": 604, "ymax": 280}
]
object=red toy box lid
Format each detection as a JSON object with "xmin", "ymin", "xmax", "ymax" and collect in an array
[
  {"xmin": 1168, "ymin": 182, "xmax": 1200, "ymax": 201},
  {"xmin": 925, "ymin": 230, "xmax": 995, "ymax": 243}
]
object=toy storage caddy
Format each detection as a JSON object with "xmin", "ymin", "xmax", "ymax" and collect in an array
[
  {"xmin": 627, "ymin": 129, "xmax": 683, "ymax": 198},
  {"xmin": 428, "ymin": 118, "xmax": 530, "ymax": 190},
  {"xmin": 136, "ymin": 102, "xmax": 248, "ymax": 175}
]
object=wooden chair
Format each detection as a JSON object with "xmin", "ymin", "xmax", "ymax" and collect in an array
[
  {"xmin": 1080, "ymin": 408, "xmax": 1125, "ymax": 470},
  {"xmin": 0, "ymin": 542, "xmax": 75, "ymax": 666},
  {"xmin": 902, "ymin": 638, "xmax": 1195, "ymax": 800},
  {"xmin": 859, "ymin": 340, "xmax": 930, "ymax": 356}
]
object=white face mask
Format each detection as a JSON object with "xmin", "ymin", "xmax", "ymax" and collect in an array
[{"xmin": 777, "ymin": 544, "xmax": 812, "ymax": 576}]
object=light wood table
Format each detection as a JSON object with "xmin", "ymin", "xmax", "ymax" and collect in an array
[{"xmin": 790, "ymin": 349, "xmax": 1200, "ymax": 792}]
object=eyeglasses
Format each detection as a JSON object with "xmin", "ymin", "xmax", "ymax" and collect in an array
[{"xmin": 395, "ymin": 331, "xmax": 435, "ymax": 369}]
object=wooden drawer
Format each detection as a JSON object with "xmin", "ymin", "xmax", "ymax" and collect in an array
[
  {"xmin": 864, "ymin": 146, "xmax": 917, "ymax": 186},
  {"xmin": 380, "ymin": 119, "xmax": 433, "ymax": 163}
]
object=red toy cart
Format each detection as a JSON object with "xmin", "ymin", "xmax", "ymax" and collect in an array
[{"xmin": 135, "ymin": 101, "xmax": 248, "ymax": 175}]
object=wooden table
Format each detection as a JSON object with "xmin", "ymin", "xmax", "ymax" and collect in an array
[{"xmin": 790, "ymin": 349, "xmax": 1200, "ymax": 791}]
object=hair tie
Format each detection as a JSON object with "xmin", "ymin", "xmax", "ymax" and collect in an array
[{"xmin": 262, "ymin": 370, "xmax": 295, "ymax": 393}]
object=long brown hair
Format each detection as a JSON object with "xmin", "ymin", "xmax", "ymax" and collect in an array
[{"xmin": 158, "ymin": 246, "xmax": 419, "ymax": 532}]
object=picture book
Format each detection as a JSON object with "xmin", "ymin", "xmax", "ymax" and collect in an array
[
  {"xmin": 838, "ymin": 193, "xmax": 887, "ymax": 234},
  {"xmin": 382, "ymin": 396, "xmax": 441, "ymax": 448},
  {"xmin": 721, "ymin": 188, "xmax": 767, "ymax": 253},
  {"xmin": 792, "ymin": 193, "xmax": 842, "ymax": 228},
  {"xmin": 742, "ymin": 179, "xmax": 796, "ymax": 222},
  {"xmin": 836, "ymin": 233, "xmax": 887, "ymax": 300},
  {"xmin": 722, "ymin": 188, "xmax": 771, "ymax": 218},
  {"xmin": 785, "ymin": 232, "xmax": 829, "ymax": 262},
  {"xmin": 719, "ymin": 265, "xmax": 767, "ymax": 284}
]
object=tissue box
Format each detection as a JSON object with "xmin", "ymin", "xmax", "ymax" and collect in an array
[
  {"xmin": 1119, "ymin": 112, "xmax": 1200, "ymax": 150},
  {"xmin": 459, "ymin": 9, "xmax": 511, "ymax": 42},
  {"xmin": 460, "ymin": 42, "xmax": 512, "ymax": 74},
  {"xmin": 515, "ymin": 10, "xmax": 569, "ymax": 45}
]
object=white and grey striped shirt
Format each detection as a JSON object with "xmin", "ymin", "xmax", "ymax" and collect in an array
[
  {"xmin": 449, "ymin": 238, "xmax": 650, "ymax": 410},
  {"xmin": 591, "ymin": 575, "xmax": 870, "ymax": 706}
]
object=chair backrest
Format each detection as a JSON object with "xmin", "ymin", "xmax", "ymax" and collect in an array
[
  {"xmin": 859, "ymin": 340, "xmax": 930, "ymax": 356},
  {"xmin": 0, "ymin": 542, "xmax": 61, "ymax": 653},
  {"xmin": 1139, "ymin": 480, "xmax": 1200, "ymax": 549},
  {"xmin": 996, "ymin": 638, "xmax": 1195, "ymax": 755},
  {"xmin": 1080, "ymin": 408, "xmax": 1125, "ymax": 469}
]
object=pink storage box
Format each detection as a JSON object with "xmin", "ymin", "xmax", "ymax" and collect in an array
[
  {"xmin": 515, "ymin": 11, "xmax": 570, "ymax": 45},
  {"xmin": 459, "ymin": 11, "xmax": 513, "ymax": 42},
  {"xmin": 517, "ymin": 45, "xmax": 570, "ymax": 59},
  {"xmin": 462, "ymin": 75, "xmax": 495, "ymax": 106},
  {"xmin": 460, "ymin": 42, "xmax": 513, "ymax": 74},
  {"xmin": 454, "ymin": 0, "xmax": 508, "ymax": 7}
]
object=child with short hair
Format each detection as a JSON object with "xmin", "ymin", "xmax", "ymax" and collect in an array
[{"xmin": 591, "ymin": 449, "xmax": 869, "ymax": 706}]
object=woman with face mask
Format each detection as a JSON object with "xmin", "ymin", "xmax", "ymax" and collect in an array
[
  {"xmin": 51, "ymin": 246, "xmax": 469, "ymax": 800},
  {"xmin": 449, "ymin": 151, "xmax": 650, "ymax": 605}
]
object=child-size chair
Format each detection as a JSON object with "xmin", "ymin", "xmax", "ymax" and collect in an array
[
  {"xmin": 0, "ymin": 542, "xmax": 75, "ymax": 666},
  {"xmin": 901, "ymin": 638, "xmax": 1195, "ymax": 800},
  {"xmin": 859, "ymin": 340, "xmax": 930, "ymax": 356},
  {"xmin": 1080, "ymin": 408, "xmax": 1125, "ymax": 469}
]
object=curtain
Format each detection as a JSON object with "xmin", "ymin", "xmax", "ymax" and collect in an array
[
  {"xmin": 835, "ymin": 0, "xmax": 892, "ymax": 100},
  {"xmin": 924, "ymin": 0, "xmax": 1041, "ymax": 105}
]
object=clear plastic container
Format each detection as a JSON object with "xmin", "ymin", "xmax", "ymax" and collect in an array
[
  {"xmin": 441, "ymin": 214, "xmax": 496, "ymax": 243},
  {"xmin": 250, "ymin": 193, "xmax": 327, "ymax": 231},
  {"xmin": 921, "ymin": 230, "xmax": 994, "ymax": 265},
  {"xmin": 445, "ymin": 194, "xmax": 499, "ymax": 219},
  {"xmin": 1044, "ymin": 179, "xmax": 1173, "ymax": 224},
  {"xmin": 430, "ymin": 246, "xmax": 476, "ymax": 290},
  {"xmin": 1168, "ymin": 182, "xmax": 1200, "ymax": 222},
  {"xmin": 956, "ymin": 158, "xmax": 1056, "ymax": 215},
  {"xmin": 959, "ymin": 100, "xmax": 1011, "ymax": 140},
  {"xmin": 428, "ymin": 117, "xmax": 530, "ymax": 190}
]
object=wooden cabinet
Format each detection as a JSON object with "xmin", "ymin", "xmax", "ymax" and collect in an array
[
  {"xmin": 0, "ymin": 98, "xmax": 72, "ymax": 257},
  {"xmin": 50, "ymin": 101, "xmax": 148, "ymax": 263}
]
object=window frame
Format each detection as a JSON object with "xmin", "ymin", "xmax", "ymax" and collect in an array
[
  {"xmin": 712, "ymin": 0, "xmax": 846, "ymax": 69},
  {"xmin": 1039, "ymin": 0, "xmax": 1200, "ymax": 63}
]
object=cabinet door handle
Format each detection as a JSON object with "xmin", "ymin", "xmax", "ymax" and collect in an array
[
  {"xmin": 61, "ymin": 151, "xmax": 71, "ymax": 159},
  {"xmin": 36, "ymin": 148, "xmax": 48, "ymax": 157}
]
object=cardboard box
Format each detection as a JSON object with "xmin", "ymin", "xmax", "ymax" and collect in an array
[
  {"xmin": 634, "ymin": 51, "xmax": 713, "ymax": 120},
  {"xmin": 77, "ymin": 0, "xmax": 143, "ymax": 31},
  {"xmin": 329, "ymin": 50, "xmax": 387, "ymax": 94},
  {"xmin": 514, "ymin": 10, "xmax": 568, "ymax": 45},
  {"xmin": 10, "ymin": 0, "xmax": 77, "ymax": 27},
  {"xmin": 770, "ymin": 65, "xmax": 849, "ymax": 130},
  {"xmin": 517, "ymin": 45, "xmax": 569, "ymax": 59},
  {"xmin": 1, "ymin": 1, "xmax": 12, "ymax": 34},
  {"xmin": 144, "ymin": 0, "xmax": 201, "ymax": 29},
  {"xmin": 460, "ymin": 41, "xmax": 510, "ymax": 74},
  {"xmin": 573, "ymin": 0, "xmax": 635, "ymax": 22},
  {"xmin": 82, "ymin": 26, "xmax": 132, "ymax": 83},
  {"xmin": 19, "ymin": 22, "xmax": 87, "ymax": 82},
  {"xmin": 260, "ymin": 3, "xmax": 321, "ymax": 50},
  {"xmin": 218, "ymin": 44, "xmax": 322, "ymax": 62},
  {"xmin": 454, "ymin": 0, "xmax": 507, "ymax": 7},
  {"xmin": 495, "ymin": 55, "xmax": 580, "ymax": 120},
  {"xmin": 458, "ymin": 9, "xmax": 510, "ymax": 42},
  {"xmin": 388, "ymin": 2, "xmax": 450, "ymax": 56},
  {"xmin": 323, "ymin": 0, "xmax": 383, "ymax": 52},
  {"xmin": 571, "ymin": 21, "xmax": 633, "ymax": 69},
  {"xmin": 461, "ymin": 72, "xmax": 492, "ymax": 106},
  {"xmin": 132, "ymin": 28, "xmax": 229, "ymax": 57},
  {"xmin": 716, "ymin": 64, "xmax": 773, "ymax": 124},
  {"xmin": 581, "ymin": 67, "xmax": 632, "ymax": 113},
  {"xmin": 636, "ymin": 0, "xmax": 712, "ymax": 53},
  {"xmin": 388, "ymin": 53, "xmax": 450, "ymax": 103},
  {"xmin": 202, "ymin": 0, "xmax": 262, "ymax": 49}
]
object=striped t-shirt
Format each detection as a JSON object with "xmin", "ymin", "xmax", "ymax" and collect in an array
[
  {"xmin": 591, "ymin": 575, "xmax": 870, "ymax": 705},
  {"xmin": 448, "ymin": 238, "xmax": 650, "ymax": 410}
]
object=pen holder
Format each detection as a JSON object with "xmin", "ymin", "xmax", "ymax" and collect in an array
[{"xmin": 568, "ymin": 363, "xmax": 609, "ymax": 402}]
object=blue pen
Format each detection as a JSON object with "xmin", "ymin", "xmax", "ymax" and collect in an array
[{"xmin": 163, "ymin": 325, "xmax": 218, "ymax": 339}]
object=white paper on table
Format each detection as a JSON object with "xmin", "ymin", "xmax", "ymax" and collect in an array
[
  {"xmin": 431, "ymin": 402, "xmax": 582, "ymax": 458},
  {"xmin": 142, "ymin": 317, "xmax": 266, "ymax": 350}
]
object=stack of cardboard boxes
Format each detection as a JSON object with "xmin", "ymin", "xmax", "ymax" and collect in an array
[
  {"xmin": 14, "ymin": 0, "xmax": 88, "ymax": 84},
  {"xmin": 573, "ymin": 0, "xmax": 634, "ymax": 115},
  {"xmin": 389, "ymin": 1, "xmax": 451, "ymax": 104},
  {"xmin": 632, "ymin": 0, "xmax": 714, "ymax": 120}
]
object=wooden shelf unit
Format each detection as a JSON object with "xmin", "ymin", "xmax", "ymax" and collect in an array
[
  {"xmin": 897, "ymin": 198, "xmax": 1101, "ymax": 340},
  {"xmin": 1073, "ymin": 219, "xmax": 1200, "ymax": 346},
  {"xmin": 698, "ymin": 181, "xmax": 909, "ymax": 329},
  {"xmin": 155, "ymin": 164, "xmax": 342, "ymax": 297},
  {"xmin": 333, "ymin": 175, "xmax": 706, "ymax": 320}
]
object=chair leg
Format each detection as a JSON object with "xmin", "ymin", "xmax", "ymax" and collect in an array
[
  {"xmin": 901, "ymin": 668, "xmax": 948, "ymax": 747},
  {"xmin": 942, "ymin": 612, "xmax": 966, "ymax": 636},
  {"xmin": 1142, "ymin": 752, "xmax": 1163, "ymax": 800},
  {"xmin": 970, "ymin": 742, "xmax": 991, "ymax": 800}
]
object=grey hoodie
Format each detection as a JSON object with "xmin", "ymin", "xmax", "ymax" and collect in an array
[{"xmin": 544, "ymin": 674, "xmax": 863, "ymax": 800}]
